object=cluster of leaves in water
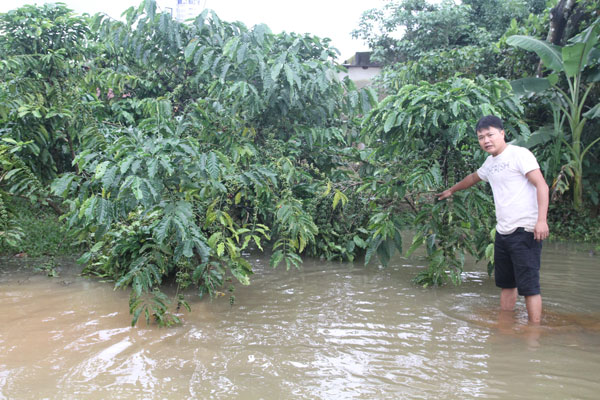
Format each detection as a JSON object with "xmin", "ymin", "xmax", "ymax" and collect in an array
[{"xmin": 0, "ymin": 1, "xmax": 378, "ymax": 325}]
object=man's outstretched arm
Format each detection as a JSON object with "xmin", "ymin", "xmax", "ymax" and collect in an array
[{"xmin": 437, "ymin": 172, "xmax": 482, "ymax": 200}]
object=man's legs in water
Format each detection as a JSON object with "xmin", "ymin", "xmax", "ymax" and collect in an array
[{"xmin": 500, "ymin": 288, "xmax": 542, "ymax": 324}]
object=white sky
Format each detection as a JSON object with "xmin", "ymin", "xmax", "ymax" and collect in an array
[{"xmin": 0, "ymin": 0, "xmax": 386, "ymax": 62}]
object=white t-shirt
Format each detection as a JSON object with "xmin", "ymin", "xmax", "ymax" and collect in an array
[{"xmin": 476, "ymin": 144, "xmax": 540, "ymax": 235}]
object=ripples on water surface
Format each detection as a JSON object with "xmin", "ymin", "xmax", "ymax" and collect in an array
[{"xmin": 1, "ymin": 242, "xmax": 599, "ymax": 399}]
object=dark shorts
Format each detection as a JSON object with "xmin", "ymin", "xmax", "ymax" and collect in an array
[{"xmin": 494, "ymin": 227, "xmax": 542, "ymax": 296}]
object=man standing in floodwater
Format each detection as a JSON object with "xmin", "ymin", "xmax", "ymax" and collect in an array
[{"xmin": 437, "ymin": 115, "xmax": 549, "ymax": 324}]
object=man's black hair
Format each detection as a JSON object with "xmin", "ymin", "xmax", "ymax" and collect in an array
[{"xmin": 476, "ymin": 115, "xmax": 504, "ymax": 133}]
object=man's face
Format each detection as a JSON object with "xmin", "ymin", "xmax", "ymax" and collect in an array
[{"xmin": 477, "ymin": 126, "xmax": 506, "ymax": 156}]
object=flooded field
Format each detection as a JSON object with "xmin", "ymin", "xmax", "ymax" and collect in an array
[{"xmin": 1, "ymin": 241, "xmax": 599, "ymax": 399}]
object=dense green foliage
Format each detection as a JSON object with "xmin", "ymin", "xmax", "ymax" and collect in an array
[
  {"xmin": 358, "ymin": 77, "xmax": 525, "ymax": 285},
  {"xmin": 0, "ymin": 198, "xmax": 71, "ymax": 257},
  {"xmin": 0, "ymin": 4, "xmax": 91, "ymax": 179},
  {"xmin": 1, "ymin": 0, "xmax": 599, "ymax": 325},
  {"xmin": 1, "ymin": 0, "xmax": 376, "ymax": 325},
  {"xmin": 352, "ymin": 0, "xmax": 599, "ymax": 285},
  {"xmin": 355, "ymin": 0, "xmax": 600, "ymax": 211},
  {"xmin": 352, "ymin": 0, "xmax": 547, "ymax": 89},
  {"xmin": 508, "ymin": 20, "xmax": 600, "ymax": 209}
]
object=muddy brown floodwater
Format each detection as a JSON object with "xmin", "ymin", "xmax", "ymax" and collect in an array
[{"xmin": 1, "ymin": 241, "xmax": 599, "ymax": 399}]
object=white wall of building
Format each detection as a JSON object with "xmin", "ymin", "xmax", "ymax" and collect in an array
[
  {"xmin": 338, "ymin": 66, "xmax": 382, "ymax": 89},
  {"xmin": 160, "ymin": 0, "xmax": 204, "ymax": 22}
]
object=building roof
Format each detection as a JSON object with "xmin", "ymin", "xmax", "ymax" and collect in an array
[{"xmin": 342, "ymin": 52, "xmax": 382, "ymax": 68}]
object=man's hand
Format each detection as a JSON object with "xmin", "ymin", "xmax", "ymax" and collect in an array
[
  {"xmin": 437, "ymin": 173, "xmax": 481, "ymax": 201},
  {"xmin": 437, "ymin": 189, "xmax": 453, "ymax": 201},
  {"xmin": 534, "ymin": 221, "xmax": 549, "ymax": 241}
]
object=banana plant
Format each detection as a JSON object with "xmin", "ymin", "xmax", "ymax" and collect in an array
[{"xmin": 507, "ymin": 19, "xmax": 600, "ymax": 210}]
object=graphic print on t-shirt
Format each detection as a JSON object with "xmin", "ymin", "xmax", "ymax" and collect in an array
[{"xmin": 486, "ymin": 161, "xmax": 510, "ymax": 177}]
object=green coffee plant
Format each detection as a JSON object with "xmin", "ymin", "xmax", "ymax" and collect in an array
[
  {"xmin": 359, "ymin": 76, "xmax": 524, "ymax": 285},
  {"xmin": 0, "ymin": 3, "xmax": 91, "ymax": 180},
  {"xmin": 51, "ymin": 112, "xmax": 270, "ymax": 325}
]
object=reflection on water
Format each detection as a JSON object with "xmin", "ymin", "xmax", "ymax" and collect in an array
[{"xmin": 1, "ymin": 243, "xmax": 599, "ymax": 399}]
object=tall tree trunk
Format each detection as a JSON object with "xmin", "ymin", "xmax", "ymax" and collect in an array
[
  {"xmin": 547, "ymin": 0, "xmax": 577, "ymax": 45},
  {"xmin": 536, "ymin": 0, "xmax": 577, "ymax": 76}
]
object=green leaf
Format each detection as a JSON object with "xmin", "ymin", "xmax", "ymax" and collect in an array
[
  {"xmin": 383, "ymin": 111, "xmax": 398, "ymax": 133},
  {"xmin": 364, "ymin": 236, "xmax": 382, "ymax": 266},
  {"xmin": 147, "ymin": 159, "xmax": 159, "ymax": 178},
  {"xmin": 451, "ymin": 101, "xmax": 460, "ymax": 117},
  {"xmin": 271, "ymin": 62, "xmax": 284, "ymax": 81},
  {"xmin": 393, "ymin": 230, "xmax": 403, "ymax": 253},
  {"xmin": 154, "ymin": 216, "xmax": 172, "ymax": 244},
  {"xmin": 236, "ymin": 43, "xmax": 249, "ymax": 65},
  {"xmin": 270, "ymin": 249, "xmax": 285, "ymax": 268},
  {"xmin": 131, "ymin": 299, "xmax": 145, "ymax": 327},
  {"xmin": 284, "ymin": 252, "xmax": 302, "ymax": 270},
  {"xmin": 77, "ymin": 252, "xmax": 93, "ymax": 265},
  {"xmin": 564, "ymin": 20, "xmax": 600, "ymax": 78},
  {"xmin": 353, "ymin": 235, "xmax": 367, "ymax": 249},
  {"xmin": 50, "ymin": 174, "xmax": 76, "ymax": 197},
  {"xmin": 132, "ymin": 177, "xmax": 144, "ymax": 201},
  {"xmin": 102, "ymin": 166, "xmax": 118, "ymax": 188},
  {"xmin": 184, "ymin": 38, "xmax": 198, "ymax": 62},
  {"xmin": 96, "ymin": 198, "xmax": 112, "ymax": 226},
  {"xmin": 547, "ymin": 73, "xmax": 559, "ymax": 85},
  {"xmin": 223, "ymin": 36, "xmax": 240, "ymax": 59},
  {"xmin": 406, "ymin": 234, "xmax": 424, "ymax": 257},
  {"xmin": 510, "ymin": 77, "xmax": 551, "ymax": 96},
  {"xmin": 182, "ymin": 240, "xmax": 193, "ymax": 258},
  {"xmin": 120, "ymin": 157, "xmax": 134, "ymax": 174},
  {"xmin": 230, "ymin": 261, "xmax": 252, "ymax": 285},
  {"xmin": 95, "ymin": 161, "xmax": 110, "ymax": 180},
  {"xmin": 376, "ymin": 237, "xmax": 393, "ymax": 266},
  {"xmin": 207, "ymin": 152, "xmax": 219, "ymax": 179},
  {"xmin": 506, "ymin": 35, "xmax": 563, "ymax": 72},
  {"xmin": 562, "ymin": 43, "xmax": 587, "ymax": 78},
  {"xmin": 332, "ymin": 190, "xmax": 347, "ymax": 210},
  {"xmin": 583, "ymin": 103, "xmax": 600, "ymax": 120},
  {"xmin": 284, "ymin": 64, "xmax": 295, "ymax": 88}
]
